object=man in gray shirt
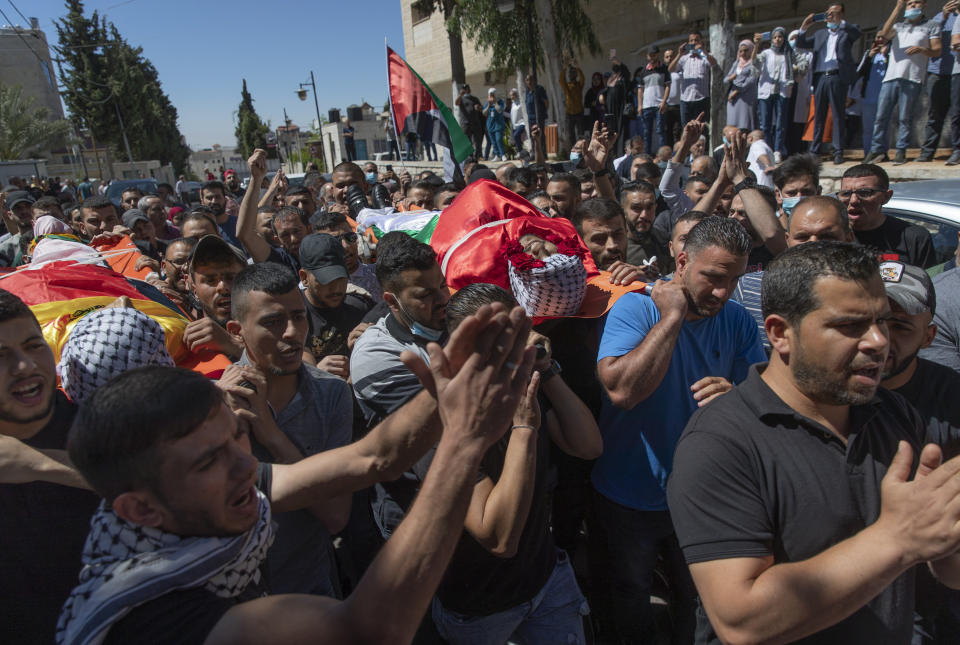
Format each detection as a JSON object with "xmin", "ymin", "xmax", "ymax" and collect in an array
[{"xmin": 222, "ymin": 262, "xmax": 352, "ymax": 596}]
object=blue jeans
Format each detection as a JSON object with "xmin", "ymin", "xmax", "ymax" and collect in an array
[
  {"xmin": 423, "ymin": 140, "xmax": 437, "ymax": 161},
  {"xmin": 641, "ymin": 107, "xmax": 666, "ymax": 156},
  {"xmin": 591, "ymin": 491, "xmax": 697, "ymax": 644},
  {"xmin": 432, "ymin": 551, "xmax": 588, "ymax": 645},
  {"xmin": 758, "ymin": 95, "xmax": 789, "ymax": 155},
  {"xmin": 404, "ymin": 141, "xmax": 417, "ymax": 160},
  {"xmin": 511, "ymin": 124, "xmax": 526, "ymax": 153},
  {"xmin": 861, "ymin": 101, "xmax": 878, "ymax": 157},
  {"xmin": 486, "ymin": 128, "xmax": 505, "ymax": 158},
  {"xmin": 871, "ymin": 78, "xmax": 922, "ymax": 154}
]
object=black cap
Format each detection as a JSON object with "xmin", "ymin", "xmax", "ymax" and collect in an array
[
  {"xmin": 648, "ymin": 44, "xmax": 660, "ymax": 54},
  {"xmin": 187, "ymin": 234, "xmax": 247, "ymax": 274},
  {"xmin": 6, "ymin": 191, "xmax": 34, "ymax": 209},
  {"xmin": 122, "ymin": 208, "xmax": 150, "ymax": 229},
  {"xmin": 299, "ymin": 233, "xmax": 349, "ymax": 284}
]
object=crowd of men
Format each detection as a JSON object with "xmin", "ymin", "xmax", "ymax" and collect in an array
[{"xmin": 4, "ymin": 3, "xmax": 960, "ymax": 645}]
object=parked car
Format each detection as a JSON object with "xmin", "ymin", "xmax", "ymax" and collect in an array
[
  {"xmin": 180, "ymin": 181, "xmax": 202, "ymax": 206},
  {"xmin": 884, "ymin": 179, "xmax": 960, "ymax": 266},
  {"xmin": 105, "ymin": 179, "xmax": 159, "ymax": 208}
]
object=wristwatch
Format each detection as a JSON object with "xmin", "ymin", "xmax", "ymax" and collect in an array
[
  {"xmin": 593, "ymin": 168, "xmax": 610, "ymax": 177},
  {"xmin": 733, "ymin": 176, "xmax": 757, "ymax": 193},
  {"xmin": 540, "ymin": 359, "xmax": 562, "ymax": 383}
]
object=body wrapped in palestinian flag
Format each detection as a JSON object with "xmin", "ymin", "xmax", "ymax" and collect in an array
[{"xmin": 0, "ymin": 261, "xmax": 231, "ymax": 378}]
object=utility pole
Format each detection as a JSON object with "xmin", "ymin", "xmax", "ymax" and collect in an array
[{"xmin": 114, "ymin": 99, "xmax": 134, "ymax": 165}]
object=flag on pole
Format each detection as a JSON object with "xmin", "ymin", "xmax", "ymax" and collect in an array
[{"xmin": 387, "ymin": 45, "xmax": 474, "ymax": 178}]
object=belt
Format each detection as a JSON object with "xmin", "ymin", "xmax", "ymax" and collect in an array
[{"xmin": 817, "ymin": 69, "xmax": 840, "ymax": 76}]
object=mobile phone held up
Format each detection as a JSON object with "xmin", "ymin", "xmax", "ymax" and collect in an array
[
  {"xmin": 813, "ymin": 12, "xmax": 827, "ymax": 22},
  {"xmin": 761, "ymin": 31, "xmax": 771, "ymax": 41},
  {"xmin": 684, "ymin": 43, "xmax": 696, "ymax": 52}
]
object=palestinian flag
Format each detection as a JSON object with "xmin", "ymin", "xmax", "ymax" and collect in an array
[
  {"xmin": 387, "ymin": 45, "xmax": 474, "ymax": 171},
  {"xmin": 357, "ymin": 207, "xmax": 441, "ymax": 244}
]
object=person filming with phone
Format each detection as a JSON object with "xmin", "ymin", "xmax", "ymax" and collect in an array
[{"xmin": 668, "ymin": 31, "xmax": 718, "ymax": 142}]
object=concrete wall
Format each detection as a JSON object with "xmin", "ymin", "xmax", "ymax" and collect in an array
[{"xmin": 0, "ymin": 23, "xmax": 65, "ymax": 122}]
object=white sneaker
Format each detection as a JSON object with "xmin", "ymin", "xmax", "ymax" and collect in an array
[{"xmin": 774, "ymin": 151, "xmax": 782, "ymax": 163}]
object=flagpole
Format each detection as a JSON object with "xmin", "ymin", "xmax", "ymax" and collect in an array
[{"xmin": 385, "ymin": 39, "xmax": 410, "ymax": 175}]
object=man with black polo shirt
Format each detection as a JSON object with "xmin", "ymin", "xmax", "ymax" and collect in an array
[
  {"xmin": 668, "ymin": 241, "xmax": 960, "ymax": 645},
  {"xmin": 0, "ymin": 290, "xmax": 99, "ymax": 644},
  {"xmin": 297, "ymin": 234, "xmax": 373, "ymax": 379},
  {"xmin": 840, "ymin": 164, "xmax": 936, "ymax": 268}
]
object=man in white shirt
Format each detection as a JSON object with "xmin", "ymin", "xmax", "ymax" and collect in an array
[
  {"xmin": 667, "ymin": 32, "xmax": 718, "ymax": 139},
  {"xmin": 663, "ymin": 49, "xmax": 684, "ymax": 147},
  {"xmin": 509, "ymin": 88, "xmax": 527, "ymax": 155},
  {"xmin": 866, "ymin": 0, "xmax": 942, "ymax": 165}
]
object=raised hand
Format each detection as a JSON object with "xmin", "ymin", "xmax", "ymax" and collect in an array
[
  {"xmin": 584, "ymin": 120, "xmax": 615, "ymax": 172},
  {"xmin": 248, "ymin": 149, "xmax": 267, "ymax": 179}
]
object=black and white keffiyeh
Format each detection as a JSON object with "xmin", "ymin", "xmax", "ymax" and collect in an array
[
  {"xmin": 58, "ymin": 307, "xmax": 174, "ymax": 404},
  {"xmin": 508, "ymin": 252, "xmax": 588, "ymax": 318},
  {"xmin": 56, "ymin": 491, "xmax": 274, "ymax": 645}
]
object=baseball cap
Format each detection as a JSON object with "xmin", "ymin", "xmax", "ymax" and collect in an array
[
  {"xmin": 299, "ymin": 233, "xmax": 349, "ymax": 284},
  {"xmin": 122, "ymin": 208, "xmax": 150, "ymax": 229},
  {"xmin": 488, "ymin": 87, "xmax": 497, "ymax": 95},
  {"xmin": 7, "ymin": 191, "xmax": 35, "ymax": 209},
  {"xmin": 648, "ymin": 44, "xmax": 660, "ymax": 54},
  {"xmin": 187, "ymin": 234, "xmax": 247, "ymax": 274},
  {"xmin": 225, "ymin": 169, "xmax": 236, "ymax": 176},
  {"xmin": 880, "ymin": 260, "xmax": 936, "ymax": 315}
]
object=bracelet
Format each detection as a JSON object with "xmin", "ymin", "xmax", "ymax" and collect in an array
[{"xmin": 511, "ymin": 424, "xmax": 537, "ymax": 431}]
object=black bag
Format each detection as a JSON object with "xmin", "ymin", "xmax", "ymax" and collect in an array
[{"xmin": 622, "ymin": 102, "xmax": 637, "ymax": 119}]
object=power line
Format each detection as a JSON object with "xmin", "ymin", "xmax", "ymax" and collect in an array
[
  {"xmin": 0, "ymin": 7, "xmax": 46, "ymax": 67},
  {"xmin": 5, "ymin": 0, "xmax": 28, "ymax": 26}
]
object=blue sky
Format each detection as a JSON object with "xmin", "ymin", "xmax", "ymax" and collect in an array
[{"xmin": 24, "ymin": 0, "xmax": 406, "ymax": 150}]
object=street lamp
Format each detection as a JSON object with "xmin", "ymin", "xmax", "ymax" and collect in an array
[{"xmin": 296, "ymin": 71, "xmax": 327, "ymax": 172}]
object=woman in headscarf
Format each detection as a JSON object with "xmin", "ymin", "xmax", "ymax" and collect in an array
[
  {"xmin": 604, "ymin": 54, "xmax": 631, "ymax": 155},
  {"xmin": 725, "ymin": 39, "xmax": 758, "ymax": 130},
  {"xmin": 755, "ymin": 27, "xmax": 795, "ymax": 162}
]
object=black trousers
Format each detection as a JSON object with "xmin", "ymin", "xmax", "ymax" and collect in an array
[
  {"xmin": 811, "ymin": 72, "xmax": 848, "ymax": 154},
  {"xmin": 921, "ymin": 73, "xmax": 953, "ymax": 156}
]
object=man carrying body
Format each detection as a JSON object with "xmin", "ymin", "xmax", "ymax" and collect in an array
[
  {"xmin": 621, "ymin": 181, "xmax": 669, "ymax": 271},
  {"xmin": 59, "ymin": 299, "xmax": 537, "ymax": 645},
  {"xmin": 668, "ymin": 241, "xmax": 960, "ymax": 644},
  {"xmin": 221, "ymin": 262, "xmax": 352, "ymax": 596},
  {"xmin": 840, "ymin": 163, "xmax": 936, "ymax": 267},
  {"xmin": 183, "ymin": 235, "xmax": 246, "ymax": 360},
  {"xmin": 592, "ymin": 216, "xmax": 766, "ymax": 644},
  {"xmin": 312, "ymin": 211, "xmax": 382, "ymax": 303},
  {"xmin": 138, "ymin": 194, "xmax": 180, "ymax": 241},
  {"xmin": 0, "ymin": 191, "xmax": 35, "ymax": 266},
  {"xmin": 201, "ymin": 180, "xmax": 244, "ymax": 249},
  {"xmin": 796, "ymin": 4, "xmax": 863, "ymax": 164},
  {"xmin": 158, "ymin": 237, "xmax": 197, "ymax": 311},
  {"xmin": 0, "ymin": 290, "xmax": 99, "ymax": 644}
]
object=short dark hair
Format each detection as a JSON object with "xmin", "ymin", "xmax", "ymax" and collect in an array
[
  {"xmin": 272, "ymin": 205, "xmax": 309, "ymax": 231},
  {"xmin": 762, "ymin": 241, "xmax": 877, "ymax": 325},
  {"xmin": 572, "ymin": 197, "xmax": 626, "ymax": 233},
  {"xmin": 772, "ymin": 153, "xmax": 821, "ymax": 190},
  {"xmin": 158, "ymin": 182, "xmax": 174, "ymax": 192},
  {"xmin": 685, "ymin": 174, "xmax": 711, "ymax": 190},
  {"xmin": 303, "ymin": 172, "xmax": 324, "ymax": 190},
  {"xmin": 672, "ymin": 210, "xmax": 711, "ymax": 238},
  {"xmin": 333, "ymin": 161, "xmax": 363, "ymax": 176},
  {"xmin": 285, "ymin": 186, "xmax": 312, "ymax": 199},
  {"xmin": 81, "ymin": 195, "xmax": 114, "ymax": 212},
  {"xmin": 632, "ymin": 161, "xmax": 661, "ymax": 183},
  {"xmin": 842, "ymin": 163, "xmax": 889, "ymax": 190},
  {"xmin": 312, "ymin": 210, "xmax": 349, "ymax": 232},
  {"xmin": 231, "ymin": 262, "xmax": 299, "ymax": 321},
  {"xmin": 33, "ymin": 196, "xmax": 61, "ymax": 211},
  {"xmin": 506, "ymin": 166, "xmax": 536, "ymax": 189},
  {"xmin": 68, "ymin": 366, "xmax": 223, "ymax": 501},
  {"xmin": 572, "ymin": 168, "xmax": 594, "ymax": 184},
  {"xmin": 0, "ymin": 289, "xmax": 35, "ymax": 324},
  {"xmin": 255, "ymin": 205, "xmax": 275, "ymax": 215},
  {"xmin": 375, "ymin": 234, "xmax": 437, "ymax": 293},
  {"xmin": 446, "ymin": 283, "xmax": 517, "ymax": 333},
  {"xmin": 121, "ymin": 187, "xmax": 143, "ymax": 198},
  {"xmin": 408, "ymin": 180, "xmax": 435, "ymax": 195},
  {"xmin": 201, "ymin": 180, "xmax": 225, "ymax": 195},
  {"xmin": 437, "ymin": 182, "xmax": 460, "ymax": 194},
  {"xmin": 181, "ymin": 209, "xmax": 218, "ymax": 234},
  {"xmin": 547, "ymin": 172, "xmax": 581, "ymax": 195},
  {"xmin": 166, "ymin": 236, "xmax": 198, "ymax": 254},
  {"xmin": 622, "ymin": 180, "xmax": 657, "ymax": 198},
  {"xmin": 683, "ymin": 215, "xmax": 752, "ymax": 259}
]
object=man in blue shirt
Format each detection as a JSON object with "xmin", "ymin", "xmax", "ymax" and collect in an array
[
  {"xmin": 919, "ymin": 1, "xmax": 958, "ymax": 161},
  {"xmin": 524, "ymin": 74, "xmax": 548, "ymax": 159},
  {"xmin": 593, "ymin": 216, "xmax": 766, "ymax": 645}
]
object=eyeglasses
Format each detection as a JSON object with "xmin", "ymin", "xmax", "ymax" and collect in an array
[
  {"xmin": 836, "ymin": 188, "xmax": 884, "ymax": 201},
  {"xmin": 328, "ymin": 232, "xmax": 358, "ymax": 244}
]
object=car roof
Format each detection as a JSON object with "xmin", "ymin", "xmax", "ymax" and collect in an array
[{"xmin": 889, "ymin": 179, "xmax": 960, "ymax": 204}]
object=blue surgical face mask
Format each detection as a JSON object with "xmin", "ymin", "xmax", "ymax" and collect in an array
[
  {"xmin": 365, "ymin": 172, "xmax": 378, "ymax": 184},
  {"xmin": 569, "ymin": 152, "xmax": 581, "ymax": 162},
  {"xmin": 722, "ymin": 135, "xmax": 731, "ymax": 146},
  {"xmin": 781, "ymin": 195, "xmax": 802, "ymax": 216},
  {"xmin": 654, "ymin": 188, "xmax": 662, "ymax": 200},
  {"xmin": 396, "ymin": 298, "xmax": 444, "ymax": 341},
  {"xmin": 826, "ymin": 21, "xmax": 839, "ymax": 30},
  {"xmin": 904, "ymin": 7, "xmax": 922, "ymax": 20}
]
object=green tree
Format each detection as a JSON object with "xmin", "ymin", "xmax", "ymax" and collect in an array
[
  {"xmin": 0, "ymin": 83, "xmax": 72, "ymax": 159},
  {"xmin": 54, "ymin": 0, "xmax": 189, "ymax": 171},
  {"xmin": 235, "ymin": 80, "xmax": 275, "ymax": 160}
]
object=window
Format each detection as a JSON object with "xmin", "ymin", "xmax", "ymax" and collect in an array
[
  {"xmin": 411, "ymin": 2, "xmax": 431, "ymax": 24},
  {"xmin": 885, "ymin": 209, "xmax": 960, "ymax": 265}
]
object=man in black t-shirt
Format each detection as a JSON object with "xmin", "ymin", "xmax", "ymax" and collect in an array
[
  {"xmin": 0, "ymin": 290, "xmax": 99, "ymax": 645},
  {"xmin": 839, "ymin": 164, "xmax": 936, "ymax": 268},
  {"xmin": 298, "ymin": 233, "xmax": 373, "ymax": 379},
  {"xmin": 668, "ymin": 242, "xmax": 960, "ymax": 645},
  {"xmin": 430, "ymin": 284, "xmax": 601, "ymax": 645},
  {"xmin": 879, "ymin": 260, "xmax": 960, "ymax": 642}
]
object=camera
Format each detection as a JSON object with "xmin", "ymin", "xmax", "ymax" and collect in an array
[
  {"xmin": 370, "ymin": 183, "xmax": 392, "ymax": 210},
  {"xmin": 345, "ymin": 184, "xmax": 369, "ymax": 219}
]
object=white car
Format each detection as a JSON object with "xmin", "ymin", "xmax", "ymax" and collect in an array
[{"xmin": 884, "ymin": 179, "xmax": 960, "ymax": 266}]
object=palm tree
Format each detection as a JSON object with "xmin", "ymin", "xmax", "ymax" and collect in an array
[{"xmin": 0, "ymin": 83, "xmax": 72, "ymax": 159}]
